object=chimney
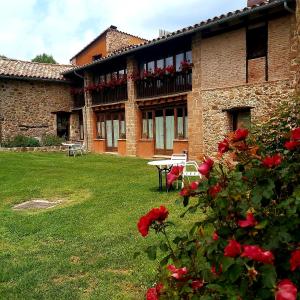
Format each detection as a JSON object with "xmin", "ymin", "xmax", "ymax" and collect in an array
[{"xmin": 247, "ymin": 0, "xmax": 267, "ymax": 7}]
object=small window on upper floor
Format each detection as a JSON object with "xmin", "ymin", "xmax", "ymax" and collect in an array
[
  {"xmin": 92, "ymin": 54, "xmax": 102, "ymax": 61},
  {"xmin": 247, "ymin": 23, "xmax": 268, "ymax": 60}
]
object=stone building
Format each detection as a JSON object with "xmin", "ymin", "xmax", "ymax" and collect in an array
[
  {"xmin": 0, "ymin": 58, "xmax": 73, "ymax": 143},
  {"xmin": 1, "ymin": 0, "xmax": 299, "ymax": 159},
  {"xmin": 64, "ymin": 0, "xmax": 299, "ymax": 159}
]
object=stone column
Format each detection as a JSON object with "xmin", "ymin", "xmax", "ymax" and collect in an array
[
  {"xmin": 83, "ymin": 72, "xmax": 94, "ymax": 151},
  {"xmin": 126, "ymin": 56, "xmax": 139, "ymax": 156},
  {"xmin": 187, "ymin": 33, "xmax": 204, "ymax": 160}
]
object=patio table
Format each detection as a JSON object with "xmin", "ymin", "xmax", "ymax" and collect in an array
[
  {"xmin": 62, "ymin": 143, "xmax": 77, "ymax": 156},
  {"xmin": 147, "ymin": 159, "xmax": 185, "ymax": 191}
]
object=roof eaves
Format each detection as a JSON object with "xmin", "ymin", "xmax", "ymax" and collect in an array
[
  {"xmin": 64, "ymin": 0, "xmax": 290, "ymax": 75},
  {"xmin": 0, "ymin": 74, "xmax": 71, "ymax": 83}
]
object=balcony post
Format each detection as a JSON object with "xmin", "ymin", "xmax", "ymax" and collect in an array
[
  {"xmin": 126, "ymin": 56, "xmax": 139, "ymax": 156},
  {"xmin": 83, "ymin": 71, "xmax": 94, "ymax": 151},
  {"xmin": 187, "ymin": 33, "xmax": 204, "ymax": 159}
]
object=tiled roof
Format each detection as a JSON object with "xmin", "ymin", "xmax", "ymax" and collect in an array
[
  {"xmin": 0, "ymin": 57, "xmax": 73, "ymax": 81},
  {"xmin": 70, "ymin": 25, "xmax": 148, "ymax": 60},
  {"xmin": 64, "ymin": 0, "xmax": 291, "ymax": 74}
]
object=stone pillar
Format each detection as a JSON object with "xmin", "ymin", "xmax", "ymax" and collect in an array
[
  {"xmin": 126, "ymin": 56, "xmax": 139, "ymax": 156},
  {"xmin": 187, "ymin": 33, "xmax": 204, "ymax": 160},
  {"xmin": 83, "ymin": 72, "xmax": 94, "ymax": 151}
]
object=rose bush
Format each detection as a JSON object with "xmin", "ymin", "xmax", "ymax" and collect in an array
[{"xmin": 136, "ymin": 121, "xmax": 300, "ymax": 299}]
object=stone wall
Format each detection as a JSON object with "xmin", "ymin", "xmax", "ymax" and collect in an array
[
  {"xmin": 201, "ymin": 80, "xmax": 294, "ymax": 155},
  {"xmin": 0, "ymin": 78, "xmax": 72, "ymax": 142},
  {"xmin": 106, "ymin": 30, "xmax": 146, "ymax": 55}
]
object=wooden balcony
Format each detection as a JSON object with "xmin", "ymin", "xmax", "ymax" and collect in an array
[
  {"xmin": 136, "ymin": 71, "xmax": 192, "ymax": 99},
  {"xmin": 91, "ymin": 84, "xmax": 128, "ymax": 105},
  {"xmin": 73, "ymin": 94, "xmax": 85, "ymax": 108}
]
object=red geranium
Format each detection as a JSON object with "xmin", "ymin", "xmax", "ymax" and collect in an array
[
  {"xmin": 198, "ymin": 157, "xmax": 214, "ymax": 177},
  {"xmin": 209, "ymin": 183, "xmax": 222, "ymax": 198},
  {"xmin": 218, "ymin": 139, "xmax": 229, "ymax": 154},
  {"xmin": 291, "ymin": 128, "xmax": 300, "ymax": 140},
  {"xmin": 137, "ymin": 206, "xmax": 169, "ymax": 237},
  {"xmin": 179, "ymin": 187, "xmax": 190, "ymax": 197},
  {"xmin": 275, "ymin": 279, "xmax": 297, "ymax": 300},
  {"xmin": 241, "ymin": 245, "xmax": 274, "ymax": 264},
  {"xmin": 233, "ymin": 128, "xmax": 249, "ymax": 142},
  {"xmin": 224, "ymin": 240, "xmax": 241, "ymax": 257},
  {"xmin": 290, "ymin": 249, "xmax": 300, "ymax": 271},
  {"xmin": 167, "ymin": 265, "xmax": 188, "ymax": 280},
  {"xmin": 262, "ymin": 153, "xmax": 282, "ymax": 168},
  {"xmin": 238, "ymin": 213, "xmax": 258, "ymax": 228}
]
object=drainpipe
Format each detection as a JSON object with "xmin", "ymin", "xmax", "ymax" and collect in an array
[{"xmin": 283, "ymin": 0, "xmax": 295, "ymax": 13}]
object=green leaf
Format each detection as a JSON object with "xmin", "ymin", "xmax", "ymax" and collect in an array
[
  {"xmin": 159, "ymin": 242, "xmax": 169, "ymax": 252},
  {"xmin": 260, "ymin": 265, "xmax": 276, "ymax": 288},
  {"xmin": 255, "ymin": 220, "xmax": 268, "ymax": 230},
  {"xmin": 146, "ymin": 245, "xmax": 157, "ymax": 261},
  {"xmin": 228, "ymin": 264, "xmax": 243, "ymax": 283},
  {"xmin": 221, "ymin": 257, "xmax": 235, "ymax": 272},
  {"xmin": 133, "ymin": 251, "xmax": 140, "ymax": 259}
]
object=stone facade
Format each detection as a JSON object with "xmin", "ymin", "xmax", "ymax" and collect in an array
[{"xmin": 0, "ymin": 78, "xmax": 72, "ymax": 142}]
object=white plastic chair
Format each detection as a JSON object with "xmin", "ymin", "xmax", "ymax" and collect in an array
[
  {"xmin": 70, "ymin": 142, "xmax": 86, "ymax": 157},
  {"xmin": 181, "ymin": 161, "xmax": 202, "ymax": 187}
]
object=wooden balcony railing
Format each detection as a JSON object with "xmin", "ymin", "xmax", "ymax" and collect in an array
[
  {"xmin": 91, "ymin": 84, "xmax": 128, "ymax": 105},
  {"xmin": 136, "ymin": 71, "xmax": 192, "ymax": 99},
  {"xmin": 73, "ymin": 94, "xmax": 85, "ymax": 108}
]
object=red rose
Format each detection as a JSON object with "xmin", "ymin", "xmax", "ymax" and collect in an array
[
  {"xmin": 137, "ymin": 206, "xmax": 169, "ymax": 237},
  {"xmin": 167, "ymin": 264, "xmax": 188, "ymax": 280},
  {"xmin": 146, "ymin": 283, "xmax": 163, "ymax": 300},
  {"xmin": 224, "ymin": 240, "xmax": 241, "ymax": 257},
  {"xmin": 233, "ymin": 128, "xmax": 249, "ymax": 142},
  {"xmin": 218, "ymin": 139, "xmax": 229, "ymax": 154},
  {"xmin": 167, "ymin": 165, "xmax": 184, "ymax": 186},
  {"xmin": 262, "ymin": 153, "xmax": 282, "ymax": 168},
  {"xmin": 241, "ymin": 245, "xmax": 274, "ymax": 264},
  {"xmin": 213, "ymin": 231, "xmax": 219, "ymax": 241},
  {"xmin": 291, "ymin": 128, "xmax": 300, "ymax": 141},
  {"xmin": 285, "ymin": 141, "xmax": 299, "ymax": 150},
  {"xmin": 238, "ymin": 213, "xmax": 258, "ymax": 228},
  {"xmin": 198, "ymin": 157, "xmax": 214, "ymax": 177},
  {"xmin": 209, "ymin": 183, "xmax": 222, "ymax": 198},
  {"xmin": 191, "ymin": 279, "xmax": 204, "ymax": 290},
  {"xmin": 276, "ymin": 279, "xmax": 297, "ymax": 300},
  {"xmin": 290, "ymin": 249, "xmax": 300, "ymax": 271},
  {"xmin": 189, "ymin": 181, "xmax": 199, "ymax": 191}
]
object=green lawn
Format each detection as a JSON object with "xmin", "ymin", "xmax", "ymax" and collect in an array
[{"xmin": 0, "ymin": 152, "xmax": 195, "ymax": 299}]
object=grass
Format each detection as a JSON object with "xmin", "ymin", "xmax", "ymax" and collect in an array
[{"xmin": 0, "ymin": 152, "xmax": 199, "ymax": 299}]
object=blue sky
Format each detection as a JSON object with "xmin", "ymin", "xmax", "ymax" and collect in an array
[{"xmin": 0, "ymin": 0, "xmax": 246, "ymax": 64}]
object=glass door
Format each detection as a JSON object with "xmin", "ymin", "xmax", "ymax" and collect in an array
[{"xmin": 155, "ymin": 110, "xmax": 164, "ymax": 153}]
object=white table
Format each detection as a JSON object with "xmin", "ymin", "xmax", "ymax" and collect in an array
[
  {"xmin": 148, "ymin": 159, "xmax": 185, "ymax": 191},
  {"xmin": 62, "ymin": 143, "xmax": 77, "ymax": 156}
]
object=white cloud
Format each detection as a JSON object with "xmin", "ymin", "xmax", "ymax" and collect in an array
[{"xmin": 0, "ymin": 0, "xmax": 246, "ymax": 64}]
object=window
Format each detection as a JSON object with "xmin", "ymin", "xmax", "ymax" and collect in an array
[
  {"xmin": 79, "ymin": 113, "xmax": 84, "ymax": 140},
  {"xmin": 142, "ymin": 111, "xmax": 153, "ymax": 139},
  {"xmin": 96, "ymin": 114, "xmax": 106, "ymax": 139},
  {"xmin": 247, "ymin": 23, "xmax": 268, "ymax": 60},
  {"xmin": 232, "ymin": 110, "xmax": 251, "ymax": 131},
  {"xmin": 92, "ymin": 54, "xmax": 102, "ymax": 61},
  {"xmin": 176, "ymin": 53, "xmax": 184, "ymax": 71}
]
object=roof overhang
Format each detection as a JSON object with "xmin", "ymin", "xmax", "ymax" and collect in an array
[{"xmin": 63, "ymin": 0, "xmax": 295, "ymax": 76}]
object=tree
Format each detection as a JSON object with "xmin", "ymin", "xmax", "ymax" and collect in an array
[
  {"xmin": 0, "ymin": 55, "xmax": 7, "ymax": 59},
  {"xmin": 31, "ymin": 53, "xmax": 57, "ymax": 64}
]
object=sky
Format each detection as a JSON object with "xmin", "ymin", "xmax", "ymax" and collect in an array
[{"xmin": 0, "ymin": 0, "xmax": 246, "ymax": 64}]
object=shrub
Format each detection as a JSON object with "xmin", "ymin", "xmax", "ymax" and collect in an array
[
  {"xmin": 1, "ymin": 135, "xmax": 40, "ymax": 147},
  {"xmin": 41, "ymin": 134, "xmax": 64, "ymax": 146},
  {"xmin": 137, "ymin": 125, "xmax": 300, "ymax": 299}
]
